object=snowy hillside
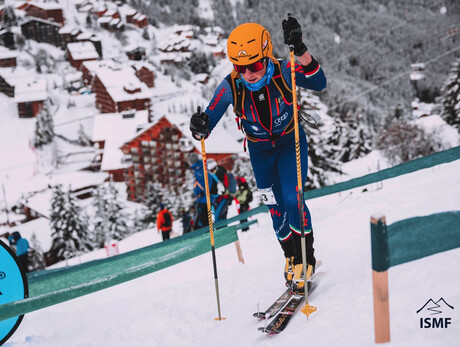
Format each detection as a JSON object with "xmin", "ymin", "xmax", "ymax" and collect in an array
[{"xmin": 5, "ymin": 156, "xmax": 460, "ymax": 347}]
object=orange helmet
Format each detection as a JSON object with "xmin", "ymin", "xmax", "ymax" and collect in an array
[{"xmin": 227, "ymin": 23, "xmax": 273, "ymax": 65}]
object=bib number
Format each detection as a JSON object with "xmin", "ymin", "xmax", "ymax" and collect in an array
[{"xmin": 258, "ymin": 187, "xmax": 277, "ymax": 205}]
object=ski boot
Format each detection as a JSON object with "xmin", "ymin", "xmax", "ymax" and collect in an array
[
  {"xmin": 291, "ymin": 263, "xmax": 315, "ymax": 295},
  {"xmin": 284, "ymin": 256, "xmax": 294, "ymax": 287}
]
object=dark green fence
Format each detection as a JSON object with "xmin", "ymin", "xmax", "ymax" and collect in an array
[
  {"xmin": 0, "ymin": 225, "xmax": 238, "ymax": 322},
  {"xmin": 371, "ymin": 211, "xmax": 460, "ymax": 272}
]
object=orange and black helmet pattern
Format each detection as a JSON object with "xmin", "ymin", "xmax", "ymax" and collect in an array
[{"xmin": 227, "ymin": 23, "xmax": 273, "ymax": 65}]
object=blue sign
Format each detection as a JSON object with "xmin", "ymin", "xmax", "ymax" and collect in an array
[{"xmin": 0, "ymin": 239, "xmax": 28, "ymax": 345}]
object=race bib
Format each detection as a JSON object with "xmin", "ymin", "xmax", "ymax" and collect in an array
[{"xmin": 258, "ymin": 187, "xmax": 277, "ymax": 205}]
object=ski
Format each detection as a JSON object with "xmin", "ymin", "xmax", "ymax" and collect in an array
[
  {"xmin": 258, "ymin": 281, "xmax": 318, "ymax": 335},
  {"xmin": 253, "ymin": 288, "xmax": 293, "ymax": 320}
]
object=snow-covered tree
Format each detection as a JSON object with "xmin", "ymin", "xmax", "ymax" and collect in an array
[
  {"xmin": 376, "ymin": 120, "xmax": 444, "ymax": 165},
  {"xmin": 139, "ymin": 181, "xmax": 162, "ymax": 227},
  {"xmin": 440, "ymin": 58, "xmax": 460, "ymax": 133},
  {"xmin": 34, "ymin": 48, "xmax": 56, "ymax": 73},
  {"xmin": 77, "ymin": 124, "xmax": 92, "ymax": 146},
  {"xmin": 49, "ymin": 186, "xmax": 93, "ymax": 262},
  {"xmin": 142, "ymin": 27, "xmax": 150, "ymax": 40},
  {"xmin": 91, "ymin": 182, "xmax": 131, "ymax": 247},
  {"xmin": 303, "ymin": 121, "xmax": 343, "ymax": 190},
  {"xmin": 105, "ymin": 181, "xmax": 130, "ymax": 241},
  {"xmin": 1, "ymin": 6, "xmax": 18, "ymax": 27},
  {"xmin": 326, "ymin": 103, "xmax": 372, "ymax": 163},
  {"xmin": 33, "ymin": 104, "xmax": 54, "ymax": 149},
  {"xmin": 28, "ymin": 233, "xmax": 46, "ymax": 271}
]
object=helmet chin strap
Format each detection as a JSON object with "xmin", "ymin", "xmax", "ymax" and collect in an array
[{"xmin": 241, "ymin": 59, "xmax": 275, "ymax": 92}]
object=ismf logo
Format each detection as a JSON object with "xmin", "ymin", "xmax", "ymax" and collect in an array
[{"xmin": 417, "ymin": 298, "xmax": 454, "ymax": 329}]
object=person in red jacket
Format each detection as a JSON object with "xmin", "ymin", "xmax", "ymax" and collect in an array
[{"xmin": 156, "ymin": 203, "xmax": 173, "ymax": 241}]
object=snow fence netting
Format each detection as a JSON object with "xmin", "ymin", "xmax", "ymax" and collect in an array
[{"xmin": 0, "ymin": 225, "xmax": 238, "ymax": 322}]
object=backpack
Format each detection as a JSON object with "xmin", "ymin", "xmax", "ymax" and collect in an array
[
  {"xmin": 247, "ymin": 189, "xmax": 253, "ymax": 203},
  {"xmin": 226, "ymin": 172, "xmax": 237, "ymax": 194},
  {"xmin": 162, "ymin": 211, "xmax": 172, "ymax": 228}
]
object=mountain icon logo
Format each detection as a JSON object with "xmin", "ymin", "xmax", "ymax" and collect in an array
[{"xmin": 416, "ymin": 298, "xmax": 454, "ymax": 315}]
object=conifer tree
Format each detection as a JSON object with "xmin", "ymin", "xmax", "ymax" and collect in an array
[
  {"xmin": 140, "ymin": 181, "xmax": 162, "ymax": 227},
  {"xmin": 326, "ymin": 103, "xmax": 372, "ymax": 163},
  {"xmin": 33, "ymin": 104, "xmax": 54, "ymax": 149},
  {"xmin": 440, "ymin": 58, "xmax": 460, "ymax": 133},
  {"xmin": 92, "ymin": 184, "xmax": 110, "ymax": 248},
  {"xmin": 49, "ymin": 186, "xmax": 92, "ymax": 262},
  {"xmin": 105, "ymin": 181, "xmax": 130, "ymax": 241},
  {"xmin": 303, "ymin": 121, "xmax": 342, "ymax": 189},
  {"xmin": 77, "ymin": 124, "xmax": 92, "ymax": 146},
  {"xmin": 28, "ymin": 233, "xmax": 46, "ymax": 271}
]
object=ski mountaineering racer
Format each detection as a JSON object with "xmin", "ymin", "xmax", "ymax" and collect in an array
[{"xmin": 189, "ymin": 17, "xmax": 326, "ymax": 295}]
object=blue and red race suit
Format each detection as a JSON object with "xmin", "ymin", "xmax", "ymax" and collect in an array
[{"xmin": 204, "ymin": 58, "xmax": 326, "ymax": 242}]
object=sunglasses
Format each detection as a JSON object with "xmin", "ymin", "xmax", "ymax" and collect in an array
[{"xmin": 233, "ymin": 58, "xmax": 266, "ymax": 74}]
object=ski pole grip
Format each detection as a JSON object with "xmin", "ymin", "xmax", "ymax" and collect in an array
[{"xmin": 197, "ymin": 106, "xmax": 201, "ymax": 114}]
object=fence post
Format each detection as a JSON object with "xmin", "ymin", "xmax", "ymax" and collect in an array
[
  {"xmin": 370, "ymin": 215, "xmax": 391, "ymax": 343},
  {"xmin": 234, "ymin": 240, "xmax": 245, "ymax": 264}
]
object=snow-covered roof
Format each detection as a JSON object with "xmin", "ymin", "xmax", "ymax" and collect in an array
[
  {"xmin": 95, "ymin": 66, "xmax": 152, "ymax": 102},
  {"xmin": 130, "ymin": 60, "xmax": 155, "ymax": 72},
  {"xmin": 28, "ymin": 171, "xmax": 108, "ymax": 196},
  {"xmin": 67, "ymin": 42, "xmax": 99, "ymax": 61},
  {"xmin": 0, "ymin": 66, "xmax": 36, "ymax": 85},
  {"xmin": 27, "ymin": 1, "xmax": 63, "ymax": 11},
  {"xmin": 14, "ymin": 79, "xmax": 47, "ymax": 103},
  {"xmin": 0, "ymin": 46, "xmax": 18, "ymax": 60},
  {"xmin": 76, "ymin": 32, "xmax": 93, "ymax": 41},
  {"xmin": 97, "ymin": 16, "xmax": 111, "ymax": 24},
  {"xmin": 92, "ymin": 111, "xmax": 149, "ymax": 170},
  {"xmin": 21, "ymin": 16, "xmax": 61, "ymax": 27},
  {"xmin": 58, "ymin": 25, "xmax": 76, "ymax": 34},
  {"xmin": 82, "ymin": 59, "xmax": 118, "ymax": 73}
]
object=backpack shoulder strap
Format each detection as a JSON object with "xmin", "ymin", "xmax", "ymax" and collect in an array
[
  {"xmin": 226, "ymin": 71, "xmax": 246, "ymax": 119},
  {"xmin": 269, "ymin": 57, "xmax": 293, "ymax": 105}
]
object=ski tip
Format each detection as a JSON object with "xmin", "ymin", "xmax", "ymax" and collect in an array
[{"xmin": 258, "ymin": 327, "xmax": 278, "ymax": 335}]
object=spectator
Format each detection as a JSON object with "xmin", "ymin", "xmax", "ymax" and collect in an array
[
  {"xmin": 235, "ymin": 179, "xmax": 253, "ymax": 231},
  {"xmin": 180, "ymin": 207, "xmax": 193, "ymax": 234},
  {"xmin": 8, "ymin": 231, "xmax": 29, "ymax": 272},
  {"xmin": 188, "ymin": 153, "xmax": 219, "ymax": 230},
  {"xmin": 208, "ymin": 158, "xmax": 237, "ymax": 222},
  {"xmin": 156, "ymin": 204, "xmax": 173, "ymax": 241}
]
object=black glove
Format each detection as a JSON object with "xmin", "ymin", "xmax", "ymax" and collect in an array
[
  {"xmin": 282, "ymin": 15, "xmax": 308, "ymax": 56},
  {"xmin": 190, "ymin": 106, "xmax": 209, "ymax": 141}
]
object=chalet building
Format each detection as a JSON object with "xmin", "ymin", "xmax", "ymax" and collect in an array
[
  {"xmin": 0, "ymin": 66, "xmax": 31, "ymax": 97},
  {"xmin": 0, "ymin": 46, "xmax": 17, "ymax": 67},
  {"xmin": 21, "ymin": 17, "xmax": 61, "ymax": 47},
  {"xmin": 67, "ymin": 41, "xmax": 99, "ymax": 69},
  {"xmin": 98, "ymin": 16, "xmax": 124, "ymax": 32},
  {"xmin": 81, "ymin": 59, "xmax": 117, "ymax": 85},
  {"xmin": 91, "ymin": 110, "xmax": 149, "ymax": 181},
  {"xmin": 131, "ymin": 61, "xmax": 155, "ymax": 88},
  {"xmin": 125, "ymin": 46, "xmax": 145, "ymax": 61},
  {"xmin": 92, "ymin": 65, "xmax": 152, "ymax": 117},
  {"xmin": 24, "ymin": 2, "xmax": 65, "ymax": 24},
  {"xmin": 126, "ymin": 10, "xmax": 148, "ymax": 28},
  {"xmin": 0, "ymin": 28, "xmax": 15, "ymax": 49},
  {"xmin": 14, "ymin": 79, "xmax": 47, "ymax": 118},
  {"xmin": 120, "ymin": 116, "xmax": 194, "ymax": 202},
  {"xmin": 58, "ymin": 26, "xmax": 81, "ymax": 47}
]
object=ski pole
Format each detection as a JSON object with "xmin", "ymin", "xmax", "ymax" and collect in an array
[
  {"xmin": 287, "ymin": 13, "xmax": 317, "ymax": 317},
  {"xmin": 198, "ymin": 108, "xmax": 224, "ymax": 321}
]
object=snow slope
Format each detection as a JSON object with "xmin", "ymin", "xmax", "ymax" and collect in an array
[{"xmin": 5, "ymin": 158, "xmax": 460, "ymax": 347}]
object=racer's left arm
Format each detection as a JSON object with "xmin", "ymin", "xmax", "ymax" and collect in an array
[{"xmin": 284, "ymin": 52, "xmax": 326, "ymax": 92}]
